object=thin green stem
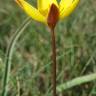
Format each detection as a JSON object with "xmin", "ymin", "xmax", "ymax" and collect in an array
[
  {"xmin": 51, "ymin": 29, "xmax": 57, "ymax": 96},
  {"xmin": 2, "ymin": 17, "xmax": 31, "ymax": 96},
  {"xmin": 57, "ymin": 73, "xmax": 96, "ymax": 93}
]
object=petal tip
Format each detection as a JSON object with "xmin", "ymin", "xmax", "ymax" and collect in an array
[{"xmin": 15, "ymin": 0, "xmax": 23, "ymax": 8}]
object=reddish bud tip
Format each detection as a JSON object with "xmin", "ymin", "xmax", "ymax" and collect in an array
[{"xmin": 47, "ymin": 4, "xmax": 59, "ymax": 30}]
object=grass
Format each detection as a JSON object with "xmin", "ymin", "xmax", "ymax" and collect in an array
[{"xmin": 0, "ymin": 0, "xmax": 96, "ymax": 96}]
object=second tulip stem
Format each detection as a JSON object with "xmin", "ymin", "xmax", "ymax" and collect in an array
[{"xmin": 51, "ymin": 29, "xmax": 56, "ymax": 96}]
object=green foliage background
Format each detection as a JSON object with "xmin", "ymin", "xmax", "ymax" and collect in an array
[{"xmin": 0, "ymin": 0, "xmax": 96, "ymax": 96}]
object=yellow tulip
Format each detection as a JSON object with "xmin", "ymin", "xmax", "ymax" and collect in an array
[{"xmin": 15, "ymin": 0, "xmax": 79, "ymax": 29}]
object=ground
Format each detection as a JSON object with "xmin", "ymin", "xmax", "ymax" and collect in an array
[{"xmin": 0, "ymin": 0, "xmax": 96, "ymax": 96}]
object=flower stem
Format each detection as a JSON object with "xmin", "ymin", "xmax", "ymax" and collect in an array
[{"xmin": 51, "ymin": 29, "xmax": 56, "ymax": 96}]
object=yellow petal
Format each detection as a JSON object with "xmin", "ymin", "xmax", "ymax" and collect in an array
[
  {"xmin": 37, "ymin": 0, "xmax": 58, "ymax": 16},
  {"xmin": 59, "ymin": 0, "xmax": 73, "ymax": 11},
  {"xmin": 37, "ymin": 0, "xmax": 50, "ymax": 16},
  {"xmin": 59, "ymin": 0, "xmax": 79, "ymax": 19},
  {"xmin": 50, "ymin": 0, "xmax": 58, "ymax": 7},
  {"xmin": 15, "ymin": 0, "xmax": 45, "ymax": 23}
]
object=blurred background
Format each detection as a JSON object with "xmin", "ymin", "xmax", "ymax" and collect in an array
[{"xmin": 0, "ymin": 0, "xmax": 96, "ymax": 96}]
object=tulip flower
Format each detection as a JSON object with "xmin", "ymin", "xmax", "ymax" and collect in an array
[
  {"xmin": 15, "ymin": 0, "xmax": 79, "ymax": 29},
  {"xmin": 15, "ymin": 0, "xmax": 79, "ymax": 96}
]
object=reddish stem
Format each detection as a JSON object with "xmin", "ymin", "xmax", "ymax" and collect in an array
[{"xmin": 51, "ymin": 29, "xmax": 57, "ymax": 96}]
